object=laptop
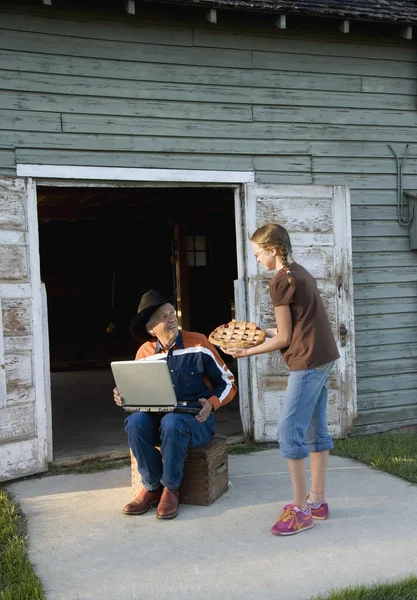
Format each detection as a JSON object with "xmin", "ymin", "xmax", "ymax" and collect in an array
[{"xmin": 110, "ymin": 359, "xmax": 200, "ymax": 414}]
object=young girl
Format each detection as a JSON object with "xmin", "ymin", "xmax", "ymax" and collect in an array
[{"xmin": 224, "ymin": 223, "xmax": 339, "ymax": 536}]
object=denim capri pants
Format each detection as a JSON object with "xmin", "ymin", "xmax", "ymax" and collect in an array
[{"xmin": 278, "ymin": 361, "xmax": 335, "ymax": 459}]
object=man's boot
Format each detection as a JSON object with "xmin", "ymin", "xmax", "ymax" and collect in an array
[
  {"xmin": 122, "ymin": 487, "xmax": 162, "ymax": 515},
  {"xmin": 156, "ymin": 488, "xmax": 179, "ymax": 520}
]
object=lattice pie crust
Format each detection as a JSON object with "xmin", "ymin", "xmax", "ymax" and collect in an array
[{"xmin": 209, "ymin": 320, "xmax": 266, "ymax": 349}]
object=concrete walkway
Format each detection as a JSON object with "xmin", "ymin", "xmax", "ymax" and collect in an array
[{"xmin": 7, "ymin": 450, "xmax": 417, "ymax": 600}]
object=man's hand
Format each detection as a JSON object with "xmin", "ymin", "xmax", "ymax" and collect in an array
[
  {"xmin": 113, "ymin": 387, "xmax": 123, "ymax": 407},
  {"xmin": 196, "ymin": 398, "xmax": 213, "ymax": 423}
]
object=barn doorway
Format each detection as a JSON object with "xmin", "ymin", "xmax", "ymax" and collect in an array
[{"xmin": 37, "ymin": 186, "xmax": 243, "ymax": 463}]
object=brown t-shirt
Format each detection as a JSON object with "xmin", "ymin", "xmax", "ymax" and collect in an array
[{"xmin": 269, "ymin": 262, "xmax": 340, "ymax": 371}]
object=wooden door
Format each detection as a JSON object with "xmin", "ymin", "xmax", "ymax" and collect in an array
[
  {"xmin": 244, "ymin": 184, "xmax": 357, "ymax": 441},
  {"xmin": 0, "ymin": 177, "xmax": 49, "ymax": 481}
]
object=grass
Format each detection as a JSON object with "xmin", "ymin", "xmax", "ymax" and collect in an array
[
  {"xmin": 0, "ymin": 488, "xmax": 45, "ymax": 600},
  {"xmin": 311, "ymin": 575, "xmax": 417, "ymax": 600},
  {"xmin": 48, "ymin": 456, "xmax": 130, "ymax": 475},
  {"xmin": 332, "ymin": 433, "xmax": 417, "ymax": 484}
]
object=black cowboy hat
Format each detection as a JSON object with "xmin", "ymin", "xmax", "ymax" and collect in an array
[{"xmin": 130, "ymin": 290, "xmax": 176, "ymax": 340}]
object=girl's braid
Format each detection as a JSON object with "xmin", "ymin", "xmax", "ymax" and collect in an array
[{"xmin": 278, "ymin": 243, "xmax": 295, "ymax": 286}]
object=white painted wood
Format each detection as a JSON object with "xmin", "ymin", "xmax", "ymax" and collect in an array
[
  {"xmin": 333, "ymin": 186, "xmax": 357, "ymax": 432},
  {"xmin": 41, "ymin": 283, "xmax": 52, "ymax": 462},
  {"xmin": 26, "ymin": 178, "xmax": 48, "ymax": 472},
  {"xmin": 275, "ymin": 15, "xmax": 286, "ymax": 29},
  {"xmin": 0, "ymin": 438, "xmax": 40, "ymax": 483},
  {"xmin": 233, "ymin": 188, "xmax": 250, "ymax": 437},
  {"xmin": 339, "ymin": 20, "xmax": 350, "ymax": 34},
  {"xmin": 402, "ymin": 26, "xmax": 413, "ymax": 40},
  {"xmin": 0, "ymin": 284, "xmax": 32, "ymax": 298},
  {"xmin": 125, "ymin": 0, "xmax": 135, "ymax": 15},
  {"xmin": 0, "ymin": 177, "xmax": 48, "ymax": 481},
  {"xmin": 243, "ymin": 184, "xmax": 264, "ymax": 441},
  {"xmin": 243, "ymin": 184, "xmax": 356, "ymax": 441},
  {"xmin": 0, "ymin": 231, "xmax": 26, "ymax": 245},
  {"xmin": 0, "ymin": 301, "xmax": 7, "ymax": 409},
  {"xmin": 234, "ymin": 278, "xmax": 250, "ymax": 437},
  {"xmin": 16, "ymin": 164, "xmax": 255, "ymax": 183},
  {"xmin": 205, "ymin": 9, "xmax": 217, "ymax": 24}
]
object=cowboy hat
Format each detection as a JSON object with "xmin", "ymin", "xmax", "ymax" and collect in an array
[{"xmin": 130, "ymin": 290, "xmax": 176, "ymax": 340}]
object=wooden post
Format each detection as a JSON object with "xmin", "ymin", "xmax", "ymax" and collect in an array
[
  {"xmin": 125, "ymin": 0, "xmax": 135, "ymax": 15},
  {"xmin": 275, "ymin": 15, "xmax": 286, "ymax": 29},
  {"xmin": 205, "ymin": 8, "xmax": 217, "ymax": 24},
  {"xmin": 339, "ymin": 20, "xmax": 350, "ymax": 34},
  {"xmin": 402, "ymin": 26, "xmax": 412, "ymax": 40},
  {"xmin": 173, "ymin": 224, "xmax": 190, "ymax": 331}
]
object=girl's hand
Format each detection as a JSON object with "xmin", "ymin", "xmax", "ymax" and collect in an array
[{"xmin": 222, "ymin": 347, "xmax": 247, "ymax": 358}]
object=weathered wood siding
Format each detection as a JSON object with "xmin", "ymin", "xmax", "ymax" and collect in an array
[
  {"xmin": 0, "ymin": 176, "xmax": 48, "ymax": 481},
  {"xmin": 0, "ymin": 4, "xmax": 416, "ymax": 433}
]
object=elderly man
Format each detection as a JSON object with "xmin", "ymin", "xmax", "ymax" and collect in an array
[{"xmin": 113, "ymin": 290, "xmax": 237, "ymax": 520}]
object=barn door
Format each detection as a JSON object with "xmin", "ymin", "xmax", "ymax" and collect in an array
[
  {"xmin": 0, "ymin": 177, "xmax": 49, "ymax": 481},
  {"xmin": 244, "ymin": 184, "xmax": 357, "ymax": 442}
]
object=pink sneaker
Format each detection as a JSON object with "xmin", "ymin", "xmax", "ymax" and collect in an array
[
  {"xmin": 307, "ymin": 499, "xmax": 329, "ymax": 520},
  {"xmin": 283, "ymin": 499, "xmax": 330, "ymax": 520},
  {"xmin": 271, "ymin": 504, "xmax": 314, "ymax": 536}
]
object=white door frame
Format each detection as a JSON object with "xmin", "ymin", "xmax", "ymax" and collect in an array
[{"xmin": 17, "ymin": 164, "xmax": 255, "ymax": 453}]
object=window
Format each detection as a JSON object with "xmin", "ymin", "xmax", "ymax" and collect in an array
[{"xmin": 187, "ymin": 235, "xmax": 207, "ymax": 267}]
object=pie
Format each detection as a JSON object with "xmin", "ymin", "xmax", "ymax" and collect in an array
[{"xmin": 209, "ymin": 320, "xmax": 266, "ymax": 349}]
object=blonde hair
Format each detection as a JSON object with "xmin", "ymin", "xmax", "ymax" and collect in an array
[{"xmin": 250, "ymin": 223, "xmax": 295, "ymax": 285}]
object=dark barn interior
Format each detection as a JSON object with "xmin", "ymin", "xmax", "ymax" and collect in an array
[{"xmin": 37, "ymin": 186, "xmax": 243, "ymax": 462}]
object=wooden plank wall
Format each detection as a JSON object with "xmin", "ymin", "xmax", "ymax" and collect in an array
[{"xmin": 0, "ymin": 3, "xmax": 416, "ymax": 433}]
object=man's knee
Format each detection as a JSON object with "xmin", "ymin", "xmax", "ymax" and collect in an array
[
  {"xmin": 160, "ymin": 413, "xmax": 188, "ymax": 438},
  {"xmin": 125, "ymin": 412, "xmax": 153, "ymax": 435}
]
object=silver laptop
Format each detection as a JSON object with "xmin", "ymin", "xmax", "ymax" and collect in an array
[{"xmin": 110, "ymin": 359, "xmax": 200, "ymax": 414}]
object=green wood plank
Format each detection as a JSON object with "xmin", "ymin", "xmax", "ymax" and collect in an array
[
  {"xmin": 1, "ymin": 53, "xmax": 413, "ymax": 109},
  {"xmin": 355, "ymin": 313, "xmax": 417, "ymax": 330},
  {"xmin": 255, "ymin": 173, "xmax": 313, "ymax": 184},
  {"xmin": 253, "ymin": 155, "xmax": 311, "ymax": 171},
  {"xmin": 61, "ymin": 114, "xmax": 417, "ymax": 142},
  {"xmin": 356, "ymin": 342, "xmax": 417, "ymax": 362},
  {"xmin": 0, "ymin": 109, "xmax": 62, "ymax": 132},
  {"xmin": 357, "ymin": 389, "xmax": 417, "ymax": 410},
  {"xmin": 253, "ymin": 50, "xmax": 416, "ymax": 78},
  {"xmin": 352, "ymin": 221, "xmax": 408, "ymax": 237},
  {"xmin": 254, "ymin": 107, "xmax": 417, "ymax": 128},
  {"xmin": 0, "ymin": 30, "xmax": 252, "ymax": 69},
  {"xmin": 354, "ymin": 284, "xmax": 417, "ymax": 301},
  {"xmin": 354, "ymin": 405, "xmax": 417, "ymax": 426},
  {"xmin": 355, "ymin": 327, "xmax": 417, "ymax": 345},
  {"xmin": 0, "ymin": 132, "xmax": 310, "ymax": 155},
  {"xmin": 353, "ymin": 267, "xmax": 417, "ymax": 284},
  {"xmin": 318, "ymin": 175, "xmax": 416, "ymax": 189},
  {"xmin": 0, "ymin": 92, "xmax": 252, "ymax": 122},
  {"xmin": 350, "ymin": 191, "xmax": 399, "ymax": 205},
  {"xmin": 0, "ymin": 11, "xmax": 194, "ymax": 46},
  {"xmin": 252, "ymin": 34, "xmax": 417, "ymax": 62},
  {"xmin": 313, "ymin": 157, "xmax": 417, "ymax": 174},
  {"xmin": 352, "ymin": 252, "xmax": 417, "ymax": 268},
  {"xmin": 357, "ymin": 373, "xmax": 417, "ymax": 394},
  {"xmin": 357, "ymin": 358, "xmax": 417, "ymax": 380},
  {"xmin": 0, "ymin": 64, "xmax": 362, "ymax": 94},
  {"xmin": 352, "ymin": 238, "xmax": 410, "ymax": 252},
  {"xmin": 14, "ymin": 148, "xmax": 254, "ymax": 170},
  {"xmin": 352, "ymin": 206, "xmax": 401, "ymax": 221},
  {"xmin": 0, "ymin": 149, "xmax": 15, "ymax": 169},
  {"xmin": 362, "ymin": 76, "xmax": 417, "ymax": 95},
  {"xmin": 312, "ymin": 142, "xmax": 417, "ymax": 158}
]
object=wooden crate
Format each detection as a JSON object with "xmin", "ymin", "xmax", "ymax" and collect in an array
[{"xmin": 130, "ymin": 434, "xmax": 228, "ymax": 506}]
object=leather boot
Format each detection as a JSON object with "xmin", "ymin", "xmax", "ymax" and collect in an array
[
  {"xmin": 156, "ymin": 488, "xmax": 179, "ymax": 520},
  {"xmin": 122, "ymin": 487, "xmax": 162, "ymax": 515}
]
